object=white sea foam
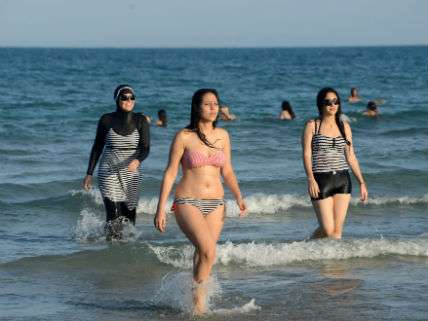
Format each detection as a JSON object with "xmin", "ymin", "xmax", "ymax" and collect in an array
[
  {"xmin": 225, "ymin": 193, "xmax": 309, "ymax": 216},
  {"xmin": 149, "ymin": 244, "xmax": 195, "ymax": 269},
  {"xmin": 152, "ymin": 272, "xmax": 221, "ymax": 313},
  {"xmin": 72, "ymin": 208, "xmax": 141, "ymax": 243},
  {"xmin": 70, "ymin": 188, "xmax": 104, "ymax": 205},
  {"xmin": 71, "ymin": 189, "xmax": 428, "ymax": 216},
  {"xmin": 149, "ymin": 238, "xmax": 428, "ymax": 269},
  {"xmin": 136, "ymin": 198, "xmax": 174, "ymax": 215},
  {"xmin": 352, "ymin": 194, "xmax": 428, "ymax": 206},
  {"xmin": 233, "ymin": 193, "xmax": 428, "ymax": 211},
  {"xmin": 71, "ymin": 189, "xmax": 310, "ymax": 216},
  {"xmin": 137, "ymin": 193, "xmax": 309, "ymax": 216},
  {"xmin": 211, "ymin": 298, "xmax": 261, "ymax": 315},
  {"xmin": 72, "ymin": 209, "xmax": 105, "ymax": 243}
]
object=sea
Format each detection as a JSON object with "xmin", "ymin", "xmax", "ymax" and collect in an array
[{"xmin": 0, "ymin": 46, "xmax": 427, "ymax": 321}]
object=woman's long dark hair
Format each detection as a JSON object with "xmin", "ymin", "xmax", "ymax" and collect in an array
[
  {"xmin": 316, "ymin": 87, "xmax": 350, "ymax": 146},
  {"xmin": 186, "ymin": 88, "xmax": 219, "ymax": 149},
  {"xmin": 157, "ymin": 109, "xmax": 167, "ymax": 126},
  {"xmin": 281, "ymin": 100, "xmax": 296, "ymax": 119}
]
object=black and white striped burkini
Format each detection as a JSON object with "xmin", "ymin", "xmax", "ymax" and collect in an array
[
  {"xmin": 173, "ymin": 198, "xmax": 225, "ymax": 216},
  {"xmin": 311, "ymin": 121, "xmax": 349, "ymax": 173},
  {"xmin": 98, "ymin": 128, "xmax": 141, "ymax": 210}
]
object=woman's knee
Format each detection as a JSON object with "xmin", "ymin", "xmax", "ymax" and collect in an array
[{"xmin": 198, "ymin": 245, "xmax": 216, "ymax": 265}]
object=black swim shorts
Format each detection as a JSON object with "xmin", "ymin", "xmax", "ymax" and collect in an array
[{"xmin": 311, "ymin": 170, "xmax": 352, "ymax": 201}]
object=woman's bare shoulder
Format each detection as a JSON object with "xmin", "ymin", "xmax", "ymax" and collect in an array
[
  {"xmin": 214, "ymin": 127, "xmax": 229, "ymax": 139},
  {"xmin": 305, "ymin": 119, "xmax": 317, "ymax": 127},
  {"xmin": 174, "ymin": 128, "xmax": 193, "ymax": 142},
  {"xmin": 343, "ymin": 120, "xmax": 352, "ymax": 134}
]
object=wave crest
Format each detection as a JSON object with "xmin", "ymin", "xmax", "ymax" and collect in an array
[
  {"xmin": 149, "ymin": 238, "xmax": 428, "ymax": 268},
  {"xmin": 72, "ymin": 189, "xmax": 428, "ymax": 216}
]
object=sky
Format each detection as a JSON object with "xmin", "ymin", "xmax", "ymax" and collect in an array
[{"xmin": 0, "ymin": 0, "xmax": 427, "ymax": 47}]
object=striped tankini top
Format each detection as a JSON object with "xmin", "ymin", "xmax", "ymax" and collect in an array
[
  {"xmin": 311, "ymin": 120, "xmax": 349, "ymax": 173},
  {"xmin": 98, "ymin": 129, "xmax": 142, "ymax": 210}
]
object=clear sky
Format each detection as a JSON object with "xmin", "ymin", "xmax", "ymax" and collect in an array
[{"xmin": 0, "ymin": 0, "xmax": 427, "ymax": 47}]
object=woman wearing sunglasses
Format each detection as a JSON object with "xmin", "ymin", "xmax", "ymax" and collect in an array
[
  {"xmin": 154, "ymin": 88, "xmax": 247, "ymax": 315},
  {"xmin": 83, "ymin": 84, "xmax": 150, "ymax": 239},
  {"xmin": 302, "ymin": 87, "xmax": 368, "ymax": 239}
]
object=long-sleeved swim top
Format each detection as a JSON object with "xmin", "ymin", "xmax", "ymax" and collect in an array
[{"xmin": 86, "ymin": 110, "xmax": 150, "ymax": 176}]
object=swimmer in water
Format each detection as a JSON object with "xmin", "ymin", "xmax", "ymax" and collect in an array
[
  {"xmin": 156, "ymin": 109, "xmax": 168, "ymax": 127},
  {"xmin": 279, "ymin": 100, "xmax": 296, "ymax": 120},
  {"xmin": 348, "ymin": 87, "xmax": 362, "ymax": 103},
  {"xmin": 363, "ymin": 101, "xmax": 379, "ymax": 118}
]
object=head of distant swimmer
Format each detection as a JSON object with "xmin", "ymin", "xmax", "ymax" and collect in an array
[
  {"xmin": 317, "ymin": 87, "xmax": 343, "ymax": 118},
  {"xmin": 114, "ymin": 84, "xmax": 136, "ymax": 112},
  {"xmin": 367, "ymin": 101, "xmax": 378, "ymax": 112},
  {"xmin": 351, "ymin": 87, "xmax": 358, "ymax": 97},
  {"xmin": 158, "ymin": 109, "xmax": 167, "ymax": 123},
  {"xmin": 281, "ymin": 100, "xmax": 295, "ymax": 119}
]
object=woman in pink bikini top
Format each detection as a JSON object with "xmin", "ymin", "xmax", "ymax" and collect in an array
[
  {"xmin": 154, "ymin": 88, "xmax": 246, "ymax": 315},
  {"xmin": 181, "ymin": 148, "xmax": 225, "ymax": 169}
]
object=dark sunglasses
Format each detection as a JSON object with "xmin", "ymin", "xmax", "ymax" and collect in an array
[
  {"xmin": 119, "ymin": 94, "xmax": 135, "ymax": 101},
  {"xmin": 323, "ymin": 99, "xmax": 339, "ymax": 107}
]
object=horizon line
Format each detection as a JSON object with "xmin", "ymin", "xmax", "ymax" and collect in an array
[{"xmin": 1, "ymin": 44, "xmax": 427, "ymax": 50}]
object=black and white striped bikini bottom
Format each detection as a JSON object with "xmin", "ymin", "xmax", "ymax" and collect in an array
[{"xmin": 173, "ymin": 198, "xmax": 225, "ymax": 216}]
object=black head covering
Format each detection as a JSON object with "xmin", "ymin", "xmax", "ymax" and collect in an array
[{"xmin": 113, "ymin": 84, "xmax": 135, "ymax": 109}]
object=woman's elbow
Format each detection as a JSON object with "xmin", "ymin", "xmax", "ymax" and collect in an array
[
  {"xmin": 221, "ymin": 167, "xmax": 233, "ymax": 179},
  {"xmin": 346, "ymin": 156, "xmax": 358, "ymax": 166},
  {"xmin": 303, "ymin": 152, "xmax": 312, "ymax": 161},
  {"xmin": 164, "ymin": 167, "xmax": 178, "ymax": 180}
]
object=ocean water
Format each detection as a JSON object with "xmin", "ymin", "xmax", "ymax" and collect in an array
[{"xmin": 0, "ymin": 46, "xmax": 427, "ymax": 321}]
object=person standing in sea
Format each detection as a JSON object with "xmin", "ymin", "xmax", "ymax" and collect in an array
[
  {"xmin": 302, "ymin": 87, "xmax": 368, "ymax": 239},
  {"xmin": 83, "ymin": 84, "xmax": 150, "ymax": 240},
  {"xmin": 154, "ymin": 88, "xmax": 247, "ymax": 315}
]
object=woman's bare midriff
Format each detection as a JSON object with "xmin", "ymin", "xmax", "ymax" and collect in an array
[{"xmin": 175, "ymin": 166, "xmax": 224, "ymax": 199}]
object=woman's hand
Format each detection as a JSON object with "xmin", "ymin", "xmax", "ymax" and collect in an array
[
  {"xmin": 237, "ymin": 198, "xmax": 247, "ymax": 217},
  {"xmin": 128, "ymin": 159, "xmax": 140, "ymax": 172},
  {"xmin": 83, "ymin": 175, "xmax": 92, "ymax": 191},
  {"xmin": 154, "ymin": 211, "xmax": 167, "ymax": 232},
  {"xmin": 308, "ymin": 177, "xmax": 320, "ymax": 199},
  {"xmin": 360, "ymin": 182, "xmax": 368, "ymax": 202}
]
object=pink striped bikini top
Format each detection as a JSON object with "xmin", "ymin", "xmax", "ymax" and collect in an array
[{"xmin": 182, "ymin": 149, "xmax": 225, "ymax": 168}]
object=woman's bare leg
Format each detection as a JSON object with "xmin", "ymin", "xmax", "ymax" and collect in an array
[
  {"xmin": 332, "ymin": 194, "xmax": 351, "ymax": 239},
  {"xmin": 174, "ymin": 204, "xmax": 225, "ymax": 315},
  {"xmin": 311, "ymin": 197, "xmax": 335, "ymax": 238}
]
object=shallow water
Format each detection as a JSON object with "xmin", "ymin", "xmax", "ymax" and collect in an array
[{"xmin": 0, "ymin": 46, "xmax": 427, "ymax": 320}]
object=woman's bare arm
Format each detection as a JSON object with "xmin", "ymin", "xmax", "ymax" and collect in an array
[
  {"xmin": 220, "ymin": 129, "xmax": 246, "ymax": 215},
  {"xmin": 155, "ymin": 130, "xmax": 185, "ymax": 231},
  {"xmin": 344, "ymin": 122, "xmax": 368, "ymax": 201},
  {"xmin": 302, "ymin": 120, "xmax": 320, "ymax": 198}
]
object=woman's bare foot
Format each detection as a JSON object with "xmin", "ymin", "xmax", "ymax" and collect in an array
[{"xmin": 192, "ymin": 280, "xmax": 208, "ymax": 316}]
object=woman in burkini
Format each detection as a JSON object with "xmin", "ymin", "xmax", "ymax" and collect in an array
[
  {"xmin": 302, "ymin": 87, "xmax": 368, "ymax": 239},
  {"xmin": 83, "ymin": 85, "xmax": 150, "ymax": 239},
  {"xmin": 154, "ymin": 88, "xmax": 247, "ymax": 315}
]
